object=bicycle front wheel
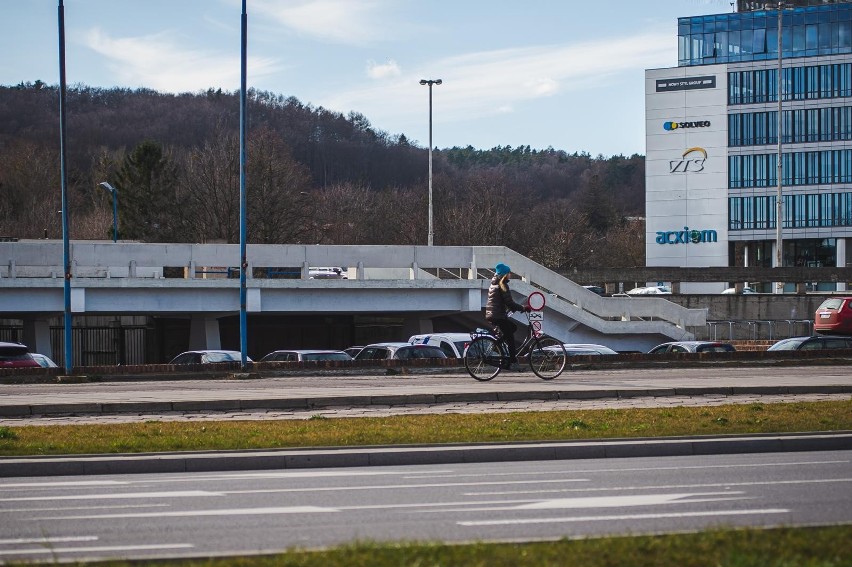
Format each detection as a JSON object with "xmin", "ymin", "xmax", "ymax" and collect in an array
[
  {"xmin": 463, "ymin": 336, "xmax": 504, "ymax": 381},
  {"xmin": 528, "ymin": 337, "xmax": 567, "ymax": 380}
]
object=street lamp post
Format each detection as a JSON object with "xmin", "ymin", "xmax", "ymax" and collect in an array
[
  {"xmin": 419, "ymin": 78, "xmax": 441, "ymax": 246},
  {"xmin": 770, "ymin": 1, "xmax": 791, "ymax": 293},
  {"xmin": 98, "ymin": 182, "xmax": 118, "ymax": 242}
]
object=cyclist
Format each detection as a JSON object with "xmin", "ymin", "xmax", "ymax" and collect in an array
[{"xmin": 485, "ymin": 263, "xmax": 530, "ymax": 369}]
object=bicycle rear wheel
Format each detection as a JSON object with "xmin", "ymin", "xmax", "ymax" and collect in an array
[
  {"xmin": 463, "ymin": 336, "xmax": 504, "ymax": 381},
  {"xmin": 528, "ymin": 337, "xmax": 567, "ymax": 380}
]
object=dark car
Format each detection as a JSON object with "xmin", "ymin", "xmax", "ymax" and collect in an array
[
  {"xmin": 582, "ymin": 285, "xmax": 606, "ymax": 296},
  {"xmin": 648, "ymin": 341, "xmax": 736, "ymax": 354},
  {"xmin": 767, "ymin": 335, "xmax": 852, "ymax": 351},
  {"xmin": 354, "ymin": 342, "xmax": 448, "ymax": 360},
  {"xmin": 260, "ymin": 349, "xmax": 353, "ymax": 362},
  {"xmin": 0, "ymin": 341, "xmax": 40, "ymax": 368},
  {"xmin": 814, "ymin": 297, "xmax": 852, "ymax": 335}
]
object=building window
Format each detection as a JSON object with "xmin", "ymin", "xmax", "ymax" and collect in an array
[{"xmin": 729, "ymin": 192, "xmax": 852, "ymax": 232}]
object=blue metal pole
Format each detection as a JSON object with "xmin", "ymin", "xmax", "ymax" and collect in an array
[
  {"xmin": 239, "ymin": 0, "xmax": 248, "ymax": 370},
  {"xmin": 58, "ymin": 0, "xmax": 72, "ymax": 374}
]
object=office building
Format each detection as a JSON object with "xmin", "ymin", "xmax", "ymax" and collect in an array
[{"xmin": 645, "ymin": 0, "xmax": 851, "ymax": 292}]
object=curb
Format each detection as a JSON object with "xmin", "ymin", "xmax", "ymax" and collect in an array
[
  {"xmin": 2, "ymin": 385, "xmax": 850, "ymax": 417},
  {"xmin": 1, "ymin": 432, "xmax": 850, "ymax": 477}
]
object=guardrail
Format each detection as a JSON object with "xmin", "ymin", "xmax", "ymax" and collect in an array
[{"xmin": 705, "ymin": 319, "xmax": 815, "ymax": 341}]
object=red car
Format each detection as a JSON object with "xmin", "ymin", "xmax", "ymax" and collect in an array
[
  {"xmin": 814, "ymin": 297, "xmax": 852, "ymax": 335},
  {"xmin": 0, "ymin": 341, "xmax": 41, "ymax": 368}
]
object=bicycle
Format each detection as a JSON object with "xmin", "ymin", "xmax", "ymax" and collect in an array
[{"xmin": 463, "ymin": 298, "xmax": 568, "ymax": 381}]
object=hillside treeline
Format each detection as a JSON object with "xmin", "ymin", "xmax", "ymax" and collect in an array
[{"xmin": 0, "ymin": 82, "xmax": 645, "ymax": 269}]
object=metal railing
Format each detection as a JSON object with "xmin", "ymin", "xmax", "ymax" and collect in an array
[{"xmin": 704, "ymin": 319, "xmax": 814, "ymax": 341}]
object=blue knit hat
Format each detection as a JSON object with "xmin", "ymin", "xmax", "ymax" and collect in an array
[{"xmin": 495, "ymin": 263, "xmax": 511, "ymax": 276}]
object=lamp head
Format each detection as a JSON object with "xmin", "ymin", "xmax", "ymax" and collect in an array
[
  {"xmin": 99, "ymin": 181, "xmax": 116, "ymax": 194},
  {"xmin": 419, "ymin": 79, "xmax": 428, "ymax": 85},
  {"xmin": 435, "ymin": 79, "xmax": 442, "ymax": 85}
]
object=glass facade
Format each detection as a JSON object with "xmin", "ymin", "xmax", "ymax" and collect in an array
[
  {"xmin": 729, "ymin": 105, "xmax": 852, "ymax": 145},
  {"xmin": 729, "ymin": 192, "xmax": 852, "ymax": 229},
  {"xmin": 728, "ymin": 150, "xmax": 852, "ymax": 187},
  {"xmin": 679, "ymin": 3, "xmax": 852, "ymax": 66},
  {"xmin": 728, "ymin": 62, "xmax": 852, "ymax": 104}
]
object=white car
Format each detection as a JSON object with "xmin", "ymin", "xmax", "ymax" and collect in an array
[
  {"xmin": 561, "ymin": 344, "xmax": 619, "ymax": 356},
  {"xmin": 308, "ymin": 267, "xmax": 347, "ymax": 279},
  {"xmin": 721, "ymin": 286, "xmax": 758, "ymax": 294},
  {"xmin": 408, "ymin": 333, "xmax": 472, "ymax": 358},
  {"xmin": 625, "ymin": 285, "xmax": 671, "ymax": 295},
  {"xmin": 168, "ymin": 350, "xmax": 251, "ymax": 364}
]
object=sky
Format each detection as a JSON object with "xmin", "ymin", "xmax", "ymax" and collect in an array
[{"xmin": 0, "ymin": 0, "xmax": 735, "ymax": 157}]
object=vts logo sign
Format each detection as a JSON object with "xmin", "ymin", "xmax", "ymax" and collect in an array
[{"xmin": 669, "ymin": 147, "xmax": 707, "ymax": 173}]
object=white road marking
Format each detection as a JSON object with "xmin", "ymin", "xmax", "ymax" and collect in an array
[
  {"xmin": 221, "ymin": 478, "xmax": 589, "ymax": 496},
  {"xmin": 134, "ymin": 469, "xmax": 457, "ymax": 484},
  {"xmin": 32, "ymin": 506, "xmax": 336, "ymax": 520},
  {"xmin": 1, "ymin": 504, "xmax": 171, "ymax": 513},
  {"xmin": 0, "ymin": 543, "xmax": 194, "ymax": 556},
  {"xmin": 0, "ymin": 490, "xmax": 221, "ymax": 502},
  {"xmin": 0, "ymin": 480, "xmax": 128, "ymax": 489},
  {"xmin": 458, "ymin": 508, "xmax": 790, "ymax": 527},
  {"xmin": 411, "ymin": 460, "xmax": 850, "ymax": 480},
  {"xmin": 0, "ymin": 536, "xmax": 98, "ymax": 545},
  {"xmin": 465, "ymin": 477, "xmax": 852, "ymax": 496},
  {"xmin": 516, "ymin": 492, "xmax": 745, "ymax": 510}
]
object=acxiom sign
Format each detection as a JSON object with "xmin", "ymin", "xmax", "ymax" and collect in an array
[{"xmin": 655, "ymin": 227, "xmax": 718, "ymax": 245}]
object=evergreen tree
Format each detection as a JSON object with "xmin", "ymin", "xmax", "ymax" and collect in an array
[{"xmin": 115, "ymin": 141, "xmax": 181, "ymax": 242}]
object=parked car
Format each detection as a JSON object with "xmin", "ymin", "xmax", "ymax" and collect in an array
[
  {"xmin": 344, "ymin": 346, "xmax": 364, "ymax": 358},
  {"xmin": 648, "ymin": 341, "xmax": 736, "ymax": 354},
  {"xmin": 354, "ymin": 342, "xmax": 448, "ymax": 361},
  {"xmin": 561, "ymin": 343, "xmax": 619, "ymax": 356},
  {"xmin": 408, "ymin": 333, "xmax": 472, "ymax": 358},
  {"xmin": 582, "ymin": 285, "xmax": 606, "ymax": 296},
  {"xmin": 0, "ymin": 341, "xmax": 40, "ymax": 368},
  {"xmin": 30, "ymin": 353, "xmax": 58, "ymax": 368},
  {"xmin": 260, "ymin": 349, "xmax": 353, "ymax": 362},
  {"xmin": 767, "ymin": 335, "xmax": 852, "ymax": 351},
  {"xmin": 626, "ymin": 285, "xmax": 672, "ymax": 296},
  {"xmin": 721, "ymin": 286, "xmax": 758, "ymax": 294},
  {"xmin": 814, "ymin": 296, "xmax": 852, "ymax": 335},
  {"xmin": 308, "ymin": 267, "xmax": 347, "ymax": 279},
  {"xmin": 168, "ymin": 350, "xmax": 250, "ymax": 364}
]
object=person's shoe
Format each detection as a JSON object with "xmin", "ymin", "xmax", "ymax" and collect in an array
[{"xmin": 506, "ymin": 360, "xmax": 524, "ymax": 371}]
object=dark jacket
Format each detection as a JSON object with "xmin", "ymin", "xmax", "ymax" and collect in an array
[{"xmin": 485, "ymin": 274, "xmax": 525, "ymax": 321}]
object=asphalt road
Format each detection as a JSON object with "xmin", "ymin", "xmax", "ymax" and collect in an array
[{"xmin": 0, "ymin": 450, "xmax": 849, "ymax": 563}]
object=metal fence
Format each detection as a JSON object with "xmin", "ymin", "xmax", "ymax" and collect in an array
[{"xmin": 0, "ymin": 324, "xmax": 150, "ymax": 366}]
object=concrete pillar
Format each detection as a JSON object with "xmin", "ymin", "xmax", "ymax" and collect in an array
[
  {"xmin": 837, "ymin": 238, "xmax": 847, "ymax": 291},
  {"xmin": 401, "ymin": 316, "xmax": 433, "ymax": 339},
  {"xmin": 22, "ymin": 318, "xmax": 52, "ymax": 358},
  {"xmin": 189, "ymin": 315, "xmax": 221, "ymax": 350}
]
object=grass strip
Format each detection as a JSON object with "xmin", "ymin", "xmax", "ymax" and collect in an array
[
  {"xmin": 0, "ymin": 399, "xmax": 849, "ymax": 456},
  {"xmin": 26, "ymin": 526, "xmax": 852, "ymax": 567}
]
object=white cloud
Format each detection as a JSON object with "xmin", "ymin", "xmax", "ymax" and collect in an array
[
  {"xmin": 322, "ymin": 31, "xmax": 674, "ymax": 124},
  {"xmin": 250, "ymin": 0, "xmax": 399, "ymax": 45},
  {"xmin": 81, "ymin": 28, "xmax": 280, "ymax": 93},
  {"xmin": 366, "ymin": 59, "xmax": 401, "ymax": 79}
]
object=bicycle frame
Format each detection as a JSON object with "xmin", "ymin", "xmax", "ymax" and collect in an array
[{"xmin": 472, "ymin": 311, "xmax": 546, "ymax": 359}]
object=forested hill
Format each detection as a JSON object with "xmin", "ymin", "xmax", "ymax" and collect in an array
[{"xmin": 0, "ymin": 82, "xmax": 646, "ymax": 269}]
